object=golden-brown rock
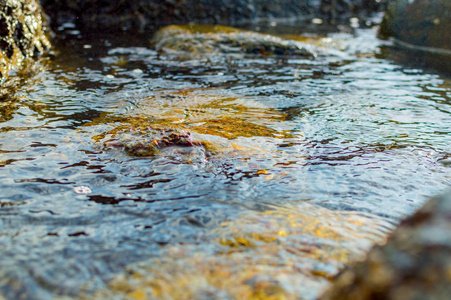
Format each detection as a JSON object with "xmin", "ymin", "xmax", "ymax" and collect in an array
[{"xmin": 320, "ymin": 191, "xmax": 451, "ymax": 300}]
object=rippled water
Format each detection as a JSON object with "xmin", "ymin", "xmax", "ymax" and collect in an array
[{"xmin": 0, "ymin": 22, "xmax": 450, "ymax": 299}]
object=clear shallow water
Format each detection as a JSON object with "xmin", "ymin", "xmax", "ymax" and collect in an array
[{"xmin": 0, "ymin": 23, "xmax": 450, "ymax": 299}]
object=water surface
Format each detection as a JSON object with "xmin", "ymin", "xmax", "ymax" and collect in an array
[{"xmin": 0, "ymin": 22, "xmax": 450, "ymax": 299}]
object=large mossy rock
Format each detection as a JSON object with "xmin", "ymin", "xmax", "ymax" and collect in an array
[
  {"xmin": 380, "ymin": 0, "xmax": 451, "ymax": 52},
  {"xmin": 320, "ymin": 191, "xmax": 451, "ymax": 300},
  {"xmin": 0, "ymin": 0, "xmax": 50, "ymax": 84}
]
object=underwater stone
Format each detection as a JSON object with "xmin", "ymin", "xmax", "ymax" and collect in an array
[
  {"xmin": 103, "ymin": 126, "xmax": 202, "ymax": 157},
  {"xmin": 320, "ymin": 190, "xmax": 451, "ymax": 300},
  {"xmin": 0, "ymin": 0, "xmax": 50, "ymax": 84},
  {"xmin": 152, "ymin": 24, "xmax": 315, "ymax": 58},
  {"xmin": 98, "ymin": 122, "xmax": 271, "ymax": 164}
]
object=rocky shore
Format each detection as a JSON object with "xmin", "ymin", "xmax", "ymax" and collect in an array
[
  {"xmin": 0, "ymin": 0, "xmax": 388, "ymax": 84},
  {"xmin": 39, "ymin": 0, "xmax": 315, "ymax": 32},
  {"xmin": 38, "ymin": 0, "xmax": 387, "ymax": 33}
]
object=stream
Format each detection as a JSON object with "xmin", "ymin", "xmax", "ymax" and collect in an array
[{"xmin": 0, "ymin": 20, "xmax": 450, "ymax": 299}]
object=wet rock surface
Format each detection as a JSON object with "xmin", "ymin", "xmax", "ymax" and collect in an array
[
  {"xmin": 102, "ymin": 126, "xmax": 202, "ymax": 158},
  {"xmin": 380, "ymin": 0, "xmax": 451, "ymax": 52},
  {"xmin": 95, "ymin": 122, "xmax": 277, "ymax": 165},
  {"xmin": 0, "ymin": 0, "xmax": 50, "ymax": 85},
  {"xmin": 152, "ymin": 24, "xmax": 316, "ymax": 59},
  {"xmin": 379, "ymin": 0, "xmax": 451, "ymax": 74},
  {"xmin": 320, "ymin": 191, "xmax": 451, "ymax": 300}
]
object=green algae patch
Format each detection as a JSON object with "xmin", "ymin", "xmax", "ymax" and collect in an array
[
  {"xmin": 152, "ymin": 24, "xmax": 315, "ymax": 59},
  {"xmin": 90, "ymin": 202, "xmax": 394, "ymax": 300}
]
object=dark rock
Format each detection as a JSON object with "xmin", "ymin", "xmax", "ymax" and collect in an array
[
  {"xmin": 40, "ymin": 0, "xmax": 387, "ymax": 33},
  {"xmin": 319, "ymin": 0, "xmax": 388, "ymax": 23},
  {"xmin": 0, "ymin": 0, "xmax": 51, "ymax": 84},
  {"xmin": 379, "ymin": 0, "xmax": 451, "ymax": 74},
  {"xmin": 40, "ymin": 0, "xmax": 316, "ymax": 33},
  {"xmin": 380, "ymin": 0, "xmax": 451, "ymax": 52},
  {"xmin": 320, "ymin": 190, "xmax": 451, "ymax": 300}
]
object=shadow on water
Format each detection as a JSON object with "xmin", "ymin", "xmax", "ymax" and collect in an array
[{"xmin": 0, "ymin": 20, "xmax": 450, "ymax": 299}]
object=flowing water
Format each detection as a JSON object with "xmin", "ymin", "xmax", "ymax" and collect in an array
[{"xmin": 0, "ymin": 21, "xmax": 450, "ymax": 299}]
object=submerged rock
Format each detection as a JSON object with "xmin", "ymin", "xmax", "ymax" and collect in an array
[
  {"xmin": 97, "ymin": 123, "xmax": 272, "ymax": 165},
  {"xmin": 91, "ymin": 202, "xmax": 394, "ymax": 300},
  {"xmin": 152, "ymin": 24, "xmax": 315, "ymax": 58},
  {"xmin": 0, "ymin": 0, "xmax": 50, "ymax": 85},
  {"xmin": 320, "ymin": 191, "xmax": 451, "ymax": 300},
  {"xmin": 88, "ymin": 87, "xmax": 298, "ymax": 164},
  {"xmin": 101, "ymin": 126, "xmax": 212, "ymax": 164},
  {"xmin": 103, "ymin": 126, "xmax": 200, "ymax": 157}
]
